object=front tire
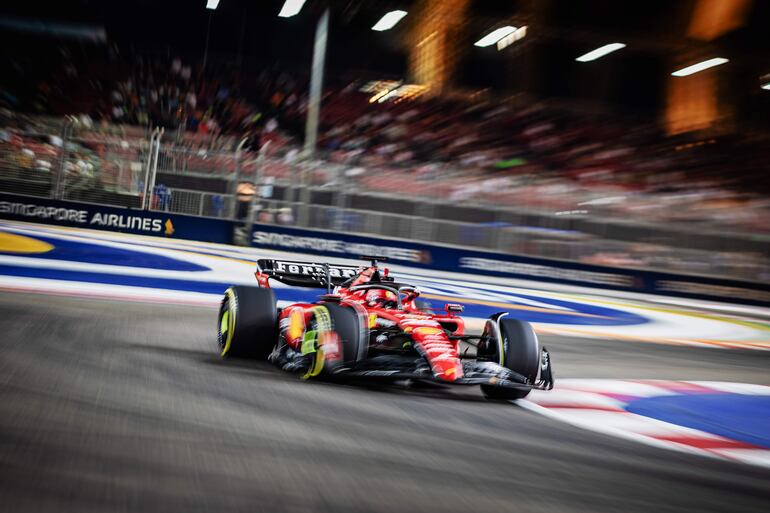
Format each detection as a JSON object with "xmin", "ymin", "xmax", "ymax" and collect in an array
[
  {"xmin": 217, "ymin": 286, "xmax": 277, "ymax": 359},
  {"xmin": 480, "ymin": 314, "xmax": 540, "ymax": 400},
  {"xmin": 302, "ymin": 303, "xmax": 367, "ymax": 378}
]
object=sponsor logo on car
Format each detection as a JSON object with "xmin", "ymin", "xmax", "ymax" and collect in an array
[{"xmin": 273, "ymin": 260, "xmax": 359, "ymax": 279}]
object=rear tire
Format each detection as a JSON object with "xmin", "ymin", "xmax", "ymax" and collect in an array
[
  {"xmin": 480, "ymin": 314, "xmax": 540, "ymax": 400},
  {"xmin": 217, "ymin": 286, "xmax": 277, "ymax": 359}
]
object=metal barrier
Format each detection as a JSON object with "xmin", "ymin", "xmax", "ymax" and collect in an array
[
  {"xmin": 0, "ymin": 117, "xmax": 153, "ymax": 209},
  {"xmin": 59, "ymin": 135, "xmax": 150, "ymax": 208},
  {"xmin": 0, "ymin": 119, "xmax": 237, "ymax": 216},
  {"xmin": 0, "ymin": 145, "xmax": 56, "ymax": 199},
  {"xmin": 0, "ymin": 116, "xmax": 768, "ymax": 282},
  {"xmin": 150, "ymin": 187, "xmax": 234, "ymax": 218},
  {"xmin": 244, "ymin": 199, "xmax": 768, "ymax": 282}
]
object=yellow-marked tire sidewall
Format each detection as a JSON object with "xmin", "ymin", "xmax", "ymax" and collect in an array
[
  {"xmin": 219, "ymin": 288, "xmax": 237, "ymax": 357},
  {"xmin": 217, "ymin": 286, "xmax": 277, "ymax": 359}
]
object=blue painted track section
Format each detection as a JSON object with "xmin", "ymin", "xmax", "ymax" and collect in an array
[
  {"xmin": 503, "ymin": 292, "xmax": 646, "ymax": 325},
  {"xmin": 0, "ymin": 263, "xmax": 643, "ymax": 325},
  {"xmin": 626, "ymin": 394, "xmax": 770, "ymax": 449},
  {"xmin": 406, "ymin": 295, "xmax": 645, "ymax": 325},
  {"xmin": 410, "ymin": 285, "xmax": 647, "ymax": 325},
  {"xmin": 0, "ymin": 230, "xmax": 648, "ymax": 325}
]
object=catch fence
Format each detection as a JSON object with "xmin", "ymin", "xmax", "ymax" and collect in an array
[{"xmin": 0, "ymin": 116, "xmax": 767, "ymax": 282}]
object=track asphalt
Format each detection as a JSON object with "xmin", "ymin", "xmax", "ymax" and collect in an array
[{"xmin": 0, "ymin": 292, "xmax": 768, "ymax": 513}]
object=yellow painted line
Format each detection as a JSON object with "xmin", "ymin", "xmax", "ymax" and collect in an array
[
  {"xmin": 694, "ymin": 338, "xmax": 770, "ymax": 349},
  {"xmin": 556, "ymin": 293, "xmax": 770, "ymax": 334},
  {"xmin": 536, "ymin": 326, "xmax": 676, "ymax": 344},
  {"xmin": 536, "ymin": 326, "xmax": 770, "ymax": 350},
  {"xmin": 0, "ymin": 232, "xmax": 54, "ymax": 254}
]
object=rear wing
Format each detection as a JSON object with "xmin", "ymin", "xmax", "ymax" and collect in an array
[{"xmin": 256, "ymin": 259, "xmax": 360, "ymax": 289}]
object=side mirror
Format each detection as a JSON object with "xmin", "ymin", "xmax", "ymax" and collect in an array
[{"xmin": 445, "ymin": 303, "xmax": 464, "ymax": 316}]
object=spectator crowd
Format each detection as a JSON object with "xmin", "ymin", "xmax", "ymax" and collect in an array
[{"xmin": 1, "ymin": 41, "xmax": 768, "ymax": 281}]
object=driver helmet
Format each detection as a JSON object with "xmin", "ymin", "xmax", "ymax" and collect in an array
[{"xmin": 365, "ymin": 289, "xmax": 398, "ymax": 308}]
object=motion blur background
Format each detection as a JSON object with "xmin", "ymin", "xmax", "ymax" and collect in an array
[
  {"xmin": 2, "ymin": 3, "xmax": 770, "ymax": 512},
  {"xmin": 1, "ymin": 0, "xmax": 768, "ymax": 282}
]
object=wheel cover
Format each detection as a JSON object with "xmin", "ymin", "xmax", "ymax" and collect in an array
[{"xmin": 301, "ymin": 306, "xmax": 332, "ymax": 380}]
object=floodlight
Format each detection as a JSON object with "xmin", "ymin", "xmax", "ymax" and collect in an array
[
  {"xmin": 372, "ymin": 10, "xmax": 407, "ymax": 31},
  {"xmin": 672, "ymin": 58, "xmax": 729, "ymax": 77},
  {"xmin": 278, "ymin": 0, "xmax": 307, "ymax": 18},
  {"xmin": 576, "ymin": 43, "xmax": 626, "ymax": 62},
  {"xmin": 475, "ymin": 26, "xmax": 516, "ymax": 47}
]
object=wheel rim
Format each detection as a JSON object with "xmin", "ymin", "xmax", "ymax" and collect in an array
[{"xmin": 301, "ymin": 306, "xmax": 333, "ymax": 379}]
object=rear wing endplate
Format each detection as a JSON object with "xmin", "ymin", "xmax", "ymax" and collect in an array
[{"xmin": 256, "ymin": 259, "xmax": 360, "ymax": 289}]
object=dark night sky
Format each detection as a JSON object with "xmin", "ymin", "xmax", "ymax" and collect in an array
[{"xmin": 1, "ymin": 0, "xmax": 769, "ymax": 117}]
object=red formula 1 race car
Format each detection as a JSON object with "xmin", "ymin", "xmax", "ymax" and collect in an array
[{"xmin": 216, "ymin": 257, "xmax": 554, "ymax": 399}]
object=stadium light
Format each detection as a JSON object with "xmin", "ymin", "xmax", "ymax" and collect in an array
[
  {"xmin": 278, "ymin": 0, "xmax": 306, "ymax": 18},
  {"xmin": 576, "ymin": 43, "xmax": 626, "ymax": 62},
  {"xmin": 372, "ymin": 10, "xmax": 407, "ymax": 31},
  {"xmin": 474, "ymin": 26, "xmax": 516, "ymax": 47},
  {"xmin": 206, "ymin": 0, "xmax": 219, "ymax": 9},
  {"xmin": 760, "ymin": 74, "xmax": 770, "ymax": 90},
  {"xmin": 672, "ymin": 57, "xmax": 729, "ymax": 77}
]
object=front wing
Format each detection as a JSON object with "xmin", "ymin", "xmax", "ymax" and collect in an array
[
  {"xmin": 339, "ymin": 357, "xmax": 540, "ymax": 390},
  {"xmin": 271, "ymin": 346, "xmax": 553, "ymax": 392}
]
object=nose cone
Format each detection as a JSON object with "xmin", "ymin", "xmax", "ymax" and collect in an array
[{"xmin": 403, "ymin": 322, "xmax": 464, "ymax": 381}]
